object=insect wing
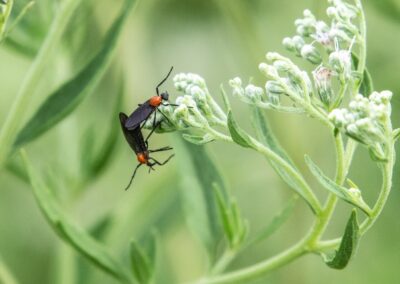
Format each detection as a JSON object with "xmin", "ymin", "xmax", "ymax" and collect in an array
[
  {"xmin": 119, "ymin": 112, "xmax": 144, "ymax": 154},
  {"xmin": 124, "ymin": 102, "xmax": 155, "ymax": 130}
]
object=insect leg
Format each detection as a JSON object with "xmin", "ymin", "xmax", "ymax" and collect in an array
[
  {"xmin": 156, "ymin": 66, "xmax": 174, "ymax": 96},
  {"xmin": 149, "ymin": 154, "xmax": 175, "ymax": 166},
  {"xmin": 124, "ymin": 163, "xmax": 142, "ymax": 191},
  {"xmin": 149, "ymin": 146, "xmax": 173, "ymax": 153}
]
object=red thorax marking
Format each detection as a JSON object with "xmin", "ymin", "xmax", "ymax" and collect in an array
[
  {"xmin": 149, "ymin": 96, "xmax": 162, "ymax": 107},
  {"xmin": 137, "ymin": 152, "xmax": 148, "ymax": 164}
]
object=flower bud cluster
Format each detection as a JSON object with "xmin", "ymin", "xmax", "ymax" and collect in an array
[
  {"xmin": 283, "ymin": 1, "xmax": 360, "ymax": 56},
  {"xmin": 259, "ymin": 52, "xmax": 312, "ymax": 105},
  {"xmin": 329, "ymin": 91, "xmax": 392, "ymax": 158},
  {"xmin": 229, "ymin": 77, "xmax": 265, "ymax": 105},
  {"xmin": 144, "ymin": 73, "xmax": 227, "ymax": 133}
]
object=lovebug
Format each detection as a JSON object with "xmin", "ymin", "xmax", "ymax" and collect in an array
[
  {"xmin": 124, "ymin": 67, "xmax": 179, "ymax": 132},
  {"xmin": 119, "ymin": 112, "xmax": 174, "ymax": 190}
]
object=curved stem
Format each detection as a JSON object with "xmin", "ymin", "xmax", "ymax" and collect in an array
[
  {"xmin": 196, "ymin": 240, "xmax": 307, "ymax": 284},
  {"xmin": 0, "ymin": 0, "xmax": 81, "ymax": 169}
]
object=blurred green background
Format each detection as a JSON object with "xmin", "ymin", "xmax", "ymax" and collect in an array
[{"xmin": 0, "ymin": 0, "xmax": 399, "ymax": 283}]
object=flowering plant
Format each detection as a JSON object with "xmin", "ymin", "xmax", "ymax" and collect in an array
[{"xmin": 143, "ymin": 0, "xmax": 398, "ymax": 282}]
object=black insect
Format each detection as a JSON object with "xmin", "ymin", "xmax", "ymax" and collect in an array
[
  {"xmin": 119, "ymin": 112, "xmax": 174, "ymax": 190},
  {"xmin": 123, "ymin": 66, "xmax": 178, "ymax": 131}
]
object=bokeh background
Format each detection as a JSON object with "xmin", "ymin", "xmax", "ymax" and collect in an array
[{"xmin": 0, "ymin": 0, "xmax": 399, "ymax": 283}]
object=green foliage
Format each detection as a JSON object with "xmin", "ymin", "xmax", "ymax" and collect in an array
[
  {"xmin": 14, "ymin": 1, "xmax": 133, "ymax": 149},
  {"xmin": 130, "ymin": 234, "xmax": 157, "ymax": 284},
  {"xmin": 21, "ymin": 150, "xmax": 132, "ymax": 283},
  {"xmin": 174, "ymin": 136, "xmax": 229, "ymax": 259},
  {"xmin": 324, "ymin": 210, "xmax": 360, "ymax": 269},
  {"xmin": 305, "ymin": 155, "xmax": 372, "ymax": 215},
  {"xmin": 227, "ymin": 110, "xmax": 252, "ymax": 148}
]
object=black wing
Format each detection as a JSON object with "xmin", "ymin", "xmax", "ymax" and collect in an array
[
  {"xmin": 124, "ymin": 101, "xmax": 155, "ymax": 130},
  {"xmin": 119, "ymin": 112, "xmax": 146, "ymax": 154}
]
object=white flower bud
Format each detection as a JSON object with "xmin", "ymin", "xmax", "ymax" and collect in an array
[
  {"xmin": 300, "ymin": 44, "xmax": 322, "ymax": 64},
  {"xmin": 329, "ymin": 49, "xmax": 352, "ymax": 76}
]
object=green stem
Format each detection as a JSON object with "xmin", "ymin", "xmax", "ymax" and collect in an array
[
  {"xmin": 354, "ymin": 0, "xmax": 367, "ymax": 92},
  {"xmin": 197, "ymin": 240, "xmax": 307, "ymax": 284},
  {"xmin": 198, "ymin": 124, "xmax": 348, "ymax": 284},
  {"xmin": 209, "ymin": 250, "xmax": 237, "ymax": 276},
  {"xmin": 0, "ymin": 0, "xmax": 81, "ymax": 169}
]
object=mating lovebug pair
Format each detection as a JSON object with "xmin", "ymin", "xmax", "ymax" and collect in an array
[{"xmin": 119, "ymin": 67, "xmax": 177, "ymax": 190}]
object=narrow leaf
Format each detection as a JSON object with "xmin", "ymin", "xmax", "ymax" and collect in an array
[
  {"xmin": 20, "ymin": 149, "xmax": 132, "ymax": 283},
  {"xmin": 173, "ymin": 136, "xmax": 228, "ymax": 259},
  {"xmin": 227, "ymin": 110, "xmax": 252, "ymax": 148},
  {"xmin": 352, "ymin": 53, "xmax": 374, "ymax": 96},
  {"xmin": 251, "ymin": 107, "xmax": 296, "ymax": 167},
  {"xmin": 130, "ymin": 240, "xmax": 152, "ymax": 284},
  {"xmin": 213, "ymin": 184, "xmax": 235, "ymax": 245},
  {"xmin": 14, "ymin": 0, "xmax": 135, "ymax": 148},
  {"xmin": 325, "ymin": 210, "xmax": 360, "ymax": 269},
  {"xmin": 81, "ymin": 79, "xmax": 124, "ymax": 181},
  {"xmin": 251, "ymin": 107, "xmax": 316, "ymax": 212},
  {"xmin": 219, "ymin": 84, "xmax": 231, "ymax": 111},
  {"xmin": 305, "ymin": 155, "xmax": 371, "ymax": 215}
]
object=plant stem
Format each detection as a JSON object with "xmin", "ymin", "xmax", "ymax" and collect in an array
[
  {"xmin": 209, "ymin": 250, "xmax": 237, "ymax": 276},
  {"xmin": 0, "ymin": 0, "xmax": 81, "ymax": 169},
  {"xmin": 197, "ymin": 240, "xmax": 307, "ymax": 284},
  {"xmin": 354, "ymin": 0, "xmax": 367, "ymax": 92}
]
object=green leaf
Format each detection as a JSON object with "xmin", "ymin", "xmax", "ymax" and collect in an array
[
  {"xmin": 80, "ymin": 79, "xmax": 124, "ymax": 181},
  {"xmin": 182, "ymin": 133, "xmax": 214, "ymax": 145},
  {"xmin": 219, "ymin": 84, "xmax": 231, "ymax": 111},
  {"xmin": 130, "ymin": 240, "xmax": 154, "ymax": 284},
  {"xmin": 213, "ymin": 184, "xmax": 235, "ymax": 245},
  {"xmin": 324, "ymin": 210, "xmax": 360, "ymax": 269},
  {"xmin": 352, "ymin": 53, "xmax": 374, "ymax": 97},
  {"xmin": 251, "ymin": 107, "xmax": 295, "ymax": 167},
  {"xmin": 251, "ymin": 107, "xmax": 317, "ymax": 212},
  {"xmin": 305, "ymin": 155, "xmax": 371, "ymax": 215},
  {"xmin": 227, "ymin": 110, "xmax": 253, "ymax": 148},
  {"xmin": 213, "ymin": 183, "xmax": 248, "ymax": 249},
  {"xmin": 13, "ymin": 0, "xmax": 135, "ymax": 149},
  {"xmin": 20, "ymin": 149, "xmax": 132, "ymax": 283},
  {"xmin": 0, "ymin": 0, "xmax": 13, "ymax": 39},
  {"xmin": 247, "ymin": 195, "xmax": 297, "ymax": 246},
  {"xmin": 173, "ymin": 136, "xmax": 228, "ymax": 258}
]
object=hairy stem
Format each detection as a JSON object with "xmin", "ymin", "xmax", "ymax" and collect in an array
[{"xmin": 0, "ymin": 0, "xmax": 81, "ymax": 169}]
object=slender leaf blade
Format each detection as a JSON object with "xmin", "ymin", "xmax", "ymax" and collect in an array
[
  {"xmin": 324, "ymin": 210, "xmax": 360, "ymax": 269},
  {"xmin": 173, "ymin": 136, "xmax": 228, "ymax": 258},
  {"xmin": 305, "ymin": 155, "xmax": 371, "ymax": 215},
  {"xmin": 20, "ymin": 149, "xmax": 132, "ymax": 283},
  {"xmin": 227, "ymin": 110, "xmax": 252, "ymax": 148},
  {"xmin": 14, "ymin": 0, "xmax": 135, "ymax": 148},
  {"xmin": 130, "ymin": 240, "xmax": 152, "ymax": 284}
]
